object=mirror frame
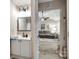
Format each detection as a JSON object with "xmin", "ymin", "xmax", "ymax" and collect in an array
[{"xmin": 17, "ymin": 17, "xmax": 31, "ymax": 31}]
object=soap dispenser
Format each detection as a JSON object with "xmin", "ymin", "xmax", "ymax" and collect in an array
[
  {"xmin": 25, "ymin": 34, "xmax": 28, "ymax": 37},
  {"xmin": 22, "ymin": 33, "xmax": 25, "ymax": 37}
]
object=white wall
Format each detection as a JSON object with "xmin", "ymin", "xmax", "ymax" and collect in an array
[
  {"xmin": 10, "ymin": 1, "xmax": 18, "ymax": 36},
  {"xmin": 10, "ymin": 1, "xmax": 31, "ymax": 37}
]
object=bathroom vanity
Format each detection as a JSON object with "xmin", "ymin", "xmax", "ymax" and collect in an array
[{"xmin": 10, "ymin": 37, "xmax": 31, "ymax": 58}]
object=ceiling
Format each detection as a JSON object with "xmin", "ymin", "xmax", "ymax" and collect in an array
[
  {"xmin": 12, "ymin": 0, "xmax": 53, "ymax": 6},
  {"xmin": 12, "ymin": 0, "xmax": 31, "ymax": 6}
]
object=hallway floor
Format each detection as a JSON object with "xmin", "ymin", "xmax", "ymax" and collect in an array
[{"xmin": 40, "ymin": 53, "xmax": 64, "ymax": 59}]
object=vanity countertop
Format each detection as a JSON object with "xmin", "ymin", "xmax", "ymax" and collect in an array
[
  {"xmin": 16, "ymin": 37, "xmax": 30, "ymax": 40},
  {"xmin": 10, "ymin": 35, "xmax": 30, "ymax": 40}
]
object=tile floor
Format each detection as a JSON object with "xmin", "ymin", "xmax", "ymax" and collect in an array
[{"xmin": 40, "ymin": 53, "xmax": 64, "ymax": 59}]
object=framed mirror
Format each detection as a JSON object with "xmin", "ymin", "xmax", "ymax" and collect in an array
[{"xmin": 17, "ymin": 17, "xmax": 31, "ymax": 31}]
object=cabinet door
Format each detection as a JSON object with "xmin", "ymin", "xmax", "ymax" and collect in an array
[
  {"xmin": 11, "ymin": 40, "xmax": 20, "ymax": 56},
  {"xmin": 21, "ymin": 40, "xmax": 31, "ymax": 57}
]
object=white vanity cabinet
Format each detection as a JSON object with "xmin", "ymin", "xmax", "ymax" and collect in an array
[
  {"xmin": 11, "ymin": 39, "xmax": 31, "ymax": 57},
  {"xmin": 21, "ymin": 40, "xmax": 31, "ymax": 57},
  {"xmin": 11, "ymin": 39, "xmax": 20, "ymax": 56}
]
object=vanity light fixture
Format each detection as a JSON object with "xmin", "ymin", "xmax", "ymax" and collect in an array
[
  {"xmin": 19, "ymin": 7, "xmax": 26, "ymax": 11},
  {"xmin": 17, "ymin": 0, "xmax": 31, "ymax": 17},
  {"xmin": 19, "ymin": 6, "xmax": 29, "ymax": 12},
  {"xmin": 18, "ymin": 6, "xmax": 31, "ymax": 17}
]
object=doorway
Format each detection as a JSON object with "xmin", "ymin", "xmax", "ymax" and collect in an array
[{"xmin": 38, "ymin": 0, "xmax": 67, "ymax": 59}]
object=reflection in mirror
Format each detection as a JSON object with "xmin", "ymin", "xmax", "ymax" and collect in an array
[
  {"xmin": 17, "ymin": 17, "xmax": 31, "ymax": 31},
  {"xmin": 38, "ymin": 9, "xmax": 60, "ymax": 39}
]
